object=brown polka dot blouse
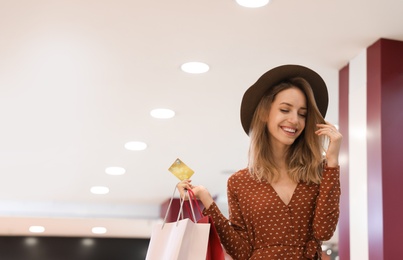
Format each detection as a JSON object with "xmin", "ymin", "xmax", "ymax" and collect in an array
[{"xmin": 203, "ymin": 166, "xmax": 340, "ymax": 260}]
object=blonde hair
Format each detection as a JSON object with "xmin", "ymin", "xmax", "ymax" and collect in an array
[{"xmin": 248, "ymin": 77, "xmax": 326, "ymax": 184}]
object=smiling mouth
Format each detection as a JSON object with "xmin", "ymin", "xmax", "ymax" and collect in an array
[{"xmin": 282, "ymin": 126, "xmax": 297, "ymax": 134}]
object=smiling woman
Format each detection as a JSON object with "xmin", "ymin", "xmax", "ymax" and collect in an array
[{"xmin": 177, "ymin": 64, "xmax": 342, "ymax": 260}]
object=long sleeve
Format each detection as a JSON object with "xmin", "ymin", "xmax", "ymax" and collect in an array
[
  {"xmin": 203, "ymin": 171, "xmax": 253, "ymax": 260},
  {"xmin": 203, "ymin": 167, "xmax": 341, "ymax": 260},
  {"xmin": 313, "ymin": 166, "xmax": 341, "ymax": 240}
]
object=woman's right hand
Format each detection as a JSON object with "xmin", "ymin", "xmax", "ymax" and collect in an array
[
  {"xmin": 176, "ymin": 179, "xmax": 214, "ymax": 209},
  {"xmin": 176, "ymin": 179, "xmax": 193, "ymax": 200}
]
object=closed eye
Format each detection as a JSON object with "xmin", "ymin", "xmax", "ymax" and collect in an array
[{"xmin": 299, "ymin": 113, "xmax": 307, "ymax": 118}]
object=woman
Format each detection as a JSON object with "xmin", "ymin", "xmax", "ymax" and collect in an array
[{"xmin": 178, "ymin": 64, "xmax": 342, "ymax": 260}]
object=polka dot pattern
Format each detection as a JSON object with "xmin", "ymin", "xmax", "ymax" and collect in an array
[{"xmin": 203, "ymin": 166, "xmax": 340, "ymax": 260}]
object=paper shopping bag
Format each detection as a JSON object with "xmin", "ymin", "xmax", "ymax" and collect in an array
[
  {"xmin": 146, "ymin": 218, "xmax": 210, "ymax": 260},
  {"xmin": 185, "ymin": 190, "xmax": 226, "ymax": 260},
  {"xmin": 197, "ymin": 215, "xmax": 225, "ymax": 260}
]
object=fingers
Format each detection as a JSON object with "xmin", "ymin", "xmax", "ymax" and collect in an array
[
  {"xmin": 315, "ymin": 121, "xmax": 341, "ymax": 138},
  {"xmin": 177, "ymin": 179, "xmax": 193, "ymax": 190},
  {"xmin": 176, "ymin": 179, "xmax": 193, "ymax": 200},
  {"xmin": 316, "ymin": 122, "xmax": 343, "ymax": 167}
]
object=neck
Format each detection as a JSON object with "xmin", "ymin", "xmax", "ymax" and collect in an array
[{"xmin": 271, "ymin": 144, "xmax": 289, "ymax": 169}]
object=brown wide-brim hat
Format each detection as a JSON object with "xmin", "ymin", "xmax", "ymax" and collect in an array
[{"xmin": 240, "ymin": 64, "xmax": 329, "ymax": 135}]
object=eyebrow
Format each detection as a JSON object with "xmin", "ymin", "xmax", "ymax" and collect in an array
[{"xmin": 279, "ymin": 102, "xmax": 307, "ymax": 110}]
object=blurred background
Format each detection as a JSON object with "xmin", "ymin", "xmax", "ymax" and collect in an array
[{"xmin": 1, "ymin": 0, "xmax": 402, "ymax": 259}]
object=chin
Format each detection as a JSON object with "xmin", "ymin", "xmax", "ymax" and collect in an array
[{"xmin": 284, "ymin": 138, "xmax": 298, "ymax": 146}]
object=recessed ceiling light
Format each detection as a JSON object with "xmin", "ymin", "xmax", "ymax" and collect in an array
[
  {"xmin": 29, "ymin": 226, "xmax": 45, "ymax": 233},
  {"xmin": 236, "ymin": 0, "xmax": 270, "ymax": 8},
  {"xmin": 124, "ymin": 141, "xmax": 147, "ymax": 151},
  {"xmin": 150, "ymin": 108, "xmax": 175, "ymax": 119},
  {"xmin": 25, "ymin": 237, "xmax": 38, "ymax": 245},
  {"xmin": 105, "ymin": 166, "xmax": 126, "ymax": 175},
  {"xmin": 82, "ymin": 238, "xmax": 95, "ymax": 246},
  {"xmin": 92, "ymin": 227, "xmax": 107, "ymax": 234},
  {"xmin": 181, "ymin": 61, "xmax": 209, "ymax": 74},
  {"xmin": 90, "ymin": 186, "xmax": 109, "ymax": 195}
]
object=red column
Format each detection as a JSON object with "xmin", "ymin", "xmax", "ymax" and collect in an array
[
  {"xmin": 338, "ymin": 64, "xmax": 350, "ymax": 259},
  {"xmin": 367, "ymin": 38, "xmax": 403, "ymax": 260}
]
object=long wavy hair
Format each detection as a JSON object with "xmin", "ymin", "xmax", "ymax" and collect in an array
[{"xmin": 247, "ymin": 77, "xmax": 326, "ymax": 184}]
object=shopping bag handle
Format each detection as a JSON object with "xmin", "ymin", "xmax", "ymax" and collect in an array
[
  {"xmin": 177, "ymin": 189, "xmax": 197, "ymax": 223},
  {"xmin": 186, "ymin": 189, "xmax": 204, "ymax": 217},
  {"xmin": 161, "ymin": 185, "xmax": 197, "ymax": 228}
]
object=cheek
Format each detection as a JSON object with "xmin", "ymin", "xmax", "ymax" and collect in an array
[
  {"xmin": 299, "ymin": 118, "xmax": 306, "ymax": 130},
  {"xmin": 266, "ymin": 117, "xmax": 283, "ymax": 136}
]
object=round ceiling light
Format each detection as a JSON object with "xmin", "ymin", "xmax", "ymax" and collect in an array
[
  {"xmin": 181, "ymin": 61, "xmax": 209, "ymax": 74},
  {"xmin": 150, "ymin": 108, "xmax": 175, "ymax": 119},
  {"xmin": 236, "ymin": 0, "xmax": 270, "ymax": 8},
  {"xmin": 29, "ymin": 226, "xmax": 45, "ymax": 233},
  {"xmin": 81, "ymin": 238, "xmax": 95, "ymax": 246},
  {"xmin": 124, "ymin": 141, "xmax": 147, "ymax": 151},
  {"xmin": 25, "ymin": 237, "xmax": 38, "ymax": 245},
  {"xmin": 92, "ymin": 227, "xmax": 107, "ymax": 234},
  {"xmin": 105, "ymin": 166, "xmax": 126, "ymax": 175},
  {"xmin": 90, "ymin": 186, "xmax": 109, "ymax": 195}
]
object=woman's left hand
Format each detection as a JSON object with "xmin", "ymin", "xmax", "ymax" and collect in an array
[{"xmin": 315, "ymin": 121, "xmax": 343, "ymax": 167}]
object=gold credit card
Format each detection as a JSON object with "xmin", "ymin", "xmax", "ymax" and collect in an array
[{"xmin": 168, "ymin": 158, "xmax": 194, "ymax": 180}]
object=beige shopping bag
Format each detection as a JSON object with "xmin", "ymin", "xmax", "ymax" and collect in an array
[
  {"xmin": 145, "ymin": 218, "xmax": 210, "ymax": 260},
  {"xmin": 146, "ymin": 188, "xmax": 210, "ymax": 260}
]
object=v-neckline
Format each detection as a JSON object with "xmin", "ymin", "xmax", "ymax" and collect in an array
[{"xmin": 268, "ymin": 182, "xmax": 299, "ymax": 206}]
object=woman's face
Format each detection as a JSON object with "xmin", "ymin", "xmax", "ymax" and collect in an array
[{"xmin": 267, "ymin": 87, "xmax": 307, "ymax": 149}]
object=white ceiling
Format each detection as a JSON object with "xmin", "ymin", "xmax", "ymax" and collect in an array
[{"xmin": 1, "ymin": 0, "xmax": 402, "ymax": 240}]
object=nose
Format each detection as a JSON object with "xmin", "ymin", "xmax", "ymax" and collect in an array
[{"xmin": 287, "ymin": 112, "xmax": 299, "ymax": 124}]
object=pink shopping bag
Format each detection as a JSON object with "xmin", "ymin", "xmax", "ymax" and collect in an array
[{"xmin": 146, "ymin": 188, "xmax": 211, "ymax": 260}]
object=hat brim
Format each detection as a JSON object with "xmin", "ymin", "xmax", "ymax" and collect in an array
[{"xmin": 240, "ymin": 64, "xmax": 329, "ymax": 135}]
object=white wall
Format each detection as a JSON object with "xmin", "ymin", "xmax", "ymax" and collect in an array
[{"xmin": 348, "ymin": 50, "xmax": 369, "ymax": 260}]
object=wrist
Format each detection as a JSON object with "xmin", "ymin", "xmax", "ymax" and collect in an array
[
  {"xmin": 198, "ymin": 191, "xmax": 214, "ymax": 209},
  {"xmin": 325, "ymin": 160, "xmax": 339, "ymax": 168}
]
